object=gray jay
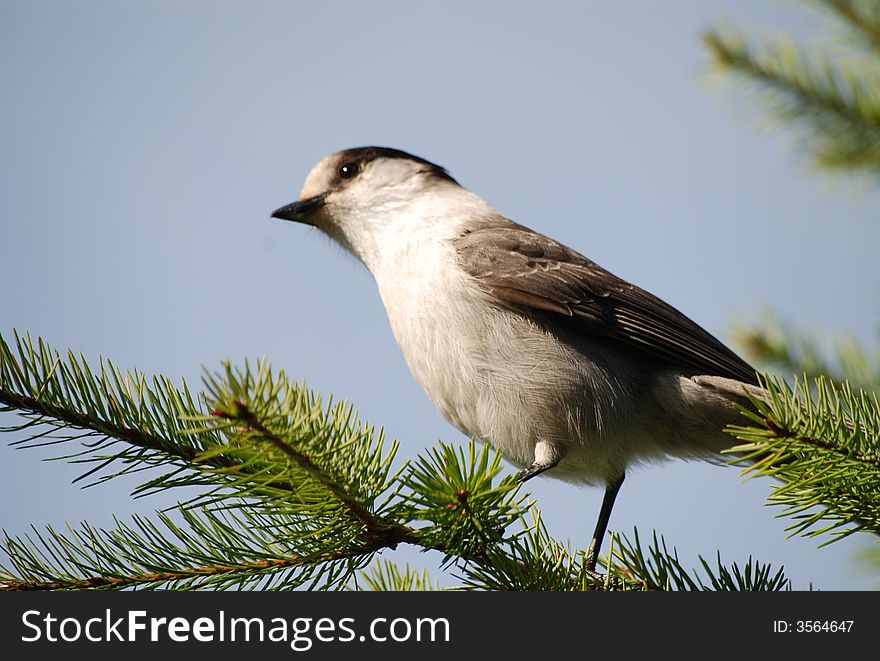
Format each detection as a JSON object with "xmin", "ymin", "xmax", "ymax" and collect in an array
[{"xmin": 272, "ymin": 146, "xmax": 758, "ymax": 570}]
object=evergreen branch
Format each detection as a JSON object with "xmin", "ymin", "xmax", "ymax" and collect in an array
[
  {"xmin": 199, "ymin": 368, "xmax": 398, "ymax": 538},
  {"xmin": 0, "ymin": 330, "xmax": 816, "ymax": 591},
  {"xmin": 704, "ymin": 18, "xmax": 880, "ymax": 173},
  {"xmin": 821, "ymin": 0, "xmax": 880, "ymax": 53},
  {"xmin": 0, "ymin": 331, "xmax": 549, "ymax": 589},
  {"xmin": 455, "ymin": 511, "xmax": 611, "ymax": 591},
  {"xmin": 457, "ymin": 518, "xmax": 792, "ymax": 591},
  {"xmin": 732, "ymin": 312, "xmax": 880, "ymax": 392},
  {"xmin": 726, "ymin": 375, "xmax": 880, "ymax": 543},
  {"xmin": 219, "ymin": 404, "xmax": 382, "ymax": 532},
  {"xmin": 704, "ymin": 28, "xmax": 880, "ymax": 128},
  {"xmin": 0, "ymin": 331, "xmax": 438, "ymax": 586},
  {"xmin": 0, "ymin": 331, "xmax": 404, "ymax": 530},
  {"xmin": 359, "ymin": 559, "xmax": 443, "ymax": 591},
  {"xmin": 0, "ymin": 434, "xmax": 535, "ymax": 592},
  {"xmin": 0, "ymin": 506, "xmax": 392, "ymax": 591},
  {"xmin": 1, "ymin": 548, "xmax": 364, "ymax": 592},
  {"xmin": 396, "ymin": 442, "xmax": 524, "ymax": 562},
  {"xmin": 612, "ymin": 530, "xmax": 792, "ymax": 591},
  {"xmin": 0, "ymin": 331, "xmax": 250, "ymax": 491}
]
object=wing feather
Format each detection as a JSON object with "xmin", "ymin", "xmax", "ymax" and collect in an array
[{"xmin": 454, "ymin": 223, "xmax": 758, "ymax": 385}]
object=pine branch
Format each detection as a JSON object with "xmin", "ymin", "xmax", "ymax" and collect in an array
[
  {"xmin": 0, "ymin": 332, "xmax": 401, "ymax": 526},
  {"xmin": 726, "ymin": 374, "xmax": 880, "ymax": 543},
  {"xmin": 0, "ymin": 331, "xmax": 539, "ymax": 589},
  {"xmin": 820, "ymin": 0, "xmax": 880, "ymax": 53},
  {"xmin": 454, "ymin": 512, "xmax": 613, "ymax": 591},
  {"xmin": 359, "ymin": 560, "xmax": 443, "ymax": 591},
  {"xmin": 704, "ymin": 4, "xmax": 880, "ymax": 174},
  {"xmin": 0, "ymin": 332, "xmax": 421, "ymax": 589},
  {"xmin": 0, "ymin": 333, "xmax": 204, "ymax": 471},
  {"xmin": 732, "ymin": 312, "xmax": 880, "ymax": 391},
  {"xmin": 455, "ymin": 520, "xmax": 793, "ymax": 591},
  {"xmin": 397, "ymin": 442, "xmax": 524, "ymax": 562},
  {"xmin": 612, "ymin": 530, "xmax": 792, "ymax": 591},
  {"xmin": 0, "ymin": 504, "xmax": 404, "ymax": 591},
  {"xmin": 0, "ymin": 331, "xmax": 811, "ymax": 591},
  {"xmin": 200, "ymin": 379, "xmax": 395, "ymax": 539}
]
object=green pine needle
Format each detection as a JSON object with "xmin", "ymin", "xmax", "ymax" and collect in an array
[
  {"xmin": 0, "ymin": 331, "xmax": 870, "ymax": 589},
  {"xmin": 705, "ymin": 0, "xmax": 880, "ymax": 176},
  {"xmin": 725, "ymin": 373, "xmax": 880, "ymax": 543},
  {"xmin": 359, "ymin": 559, "xmax": 443, "ymax": 591},
  {"xmin": 732, "ymin": 311, "xmax": 880, "ymax": 393},
  {"xmin": 612, "ymin": 529, "xmax": 792, "ymax": 591}
]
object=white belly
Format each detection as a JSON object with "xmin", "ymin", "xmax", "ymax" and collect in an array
[
  {"xmin": 369, "ymin": 236, "xmax": 740, "ymax": 486},
  {"xmin": 372, "ymin": 240, "xmax": 634, "ymax": 483}
]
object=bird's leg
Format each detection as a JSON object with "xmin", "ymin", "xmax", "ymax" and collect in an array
[
  {"xmin": 516, "ymin": 439, "xmax": 562, "ymax": 483},
  {"xmin": 585, "ymin": 473, "xmax": 625, "ymax": 573}
]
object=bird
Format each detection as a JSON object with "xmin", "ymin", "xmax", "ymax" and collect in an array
[{"xmin": 272, "ymin": 146, "xmax": 759, "ymax": 571}]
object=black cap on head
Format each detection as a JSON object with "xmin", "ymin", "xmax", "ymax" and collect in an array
[{"xmin": 336, "ymin": 146, "xmax": 458, "ymax": 184}]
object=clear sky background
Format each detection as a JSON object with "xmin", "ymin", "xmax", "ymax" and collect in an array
[{"xmin": 2, "ymin": 0, "xmax": 878, "ymax": 589}]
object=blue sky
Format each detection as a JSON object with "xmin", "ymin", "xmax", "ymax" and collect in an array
[{"xmin": 2, "ymin": 0, "xmax": 878, "ymax": 589}]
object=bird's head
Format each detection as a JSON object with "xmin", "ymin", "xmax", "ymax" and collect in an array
[{"xmin": 272, "ymin": 146, "xmax": 460, "ymax": 265}]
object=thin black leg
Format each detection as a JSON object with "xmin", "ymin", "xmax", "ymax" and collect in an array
[{"xmin": 585, "ymin": 473, "xmax": 625, "ymax": 572}]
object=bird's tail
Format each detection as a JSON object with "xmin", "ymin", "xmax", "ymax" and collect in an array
[
  {"xmin": 691, "ymin": 375, "xmax": 794, "ymax": 469},
  {"xmin": 690, "ymin": 375, "xmax": 765, "ymax": 407}
]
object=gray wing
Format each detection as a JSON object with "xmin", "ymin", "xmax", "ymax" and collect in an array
[{"xmin": 454, "ymin": 223, "xmax": 758, "ymax": 385}]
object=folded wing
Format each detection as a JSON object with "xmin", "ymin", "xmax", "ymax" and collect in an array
[{"xmin": 454, "ymin": 223, "xmax": 758, "ymax": 385}]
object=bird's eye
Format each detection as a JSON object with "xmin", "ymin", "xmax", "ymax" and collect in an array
[{"xmin": 338, "ymin": 162, "xmax": 359, "ymax": 180}]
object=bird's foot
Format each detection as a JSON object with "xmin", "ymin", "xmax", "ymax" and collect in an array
[
  {"xmin": 516, "ymin": 440, "xmax": 563, "ymax": 483},
  {"xmin": 516, "ymin": 461, "xmax": 554, "ymax": 483}
]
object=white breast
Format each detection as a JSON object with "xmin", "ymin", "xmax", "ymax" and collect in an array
[
  {"xmin": 351, "ymin": 193, "xmax": 687, "ymax": 485},
  {"xmin": 373, "ymin": 235, "xmax": 485, "ymax": 434}
]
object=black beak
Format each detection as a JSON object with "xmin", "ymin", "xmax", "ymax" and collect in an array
[{"xmin": 271, "ymin": 194, "xmax": 326, "ymax": 224}]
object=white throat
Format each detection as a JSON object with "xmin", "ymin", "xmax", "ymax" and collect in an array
[{"xmin": 332, "ymin": 183, "xmax": 497, "ymax": 280}]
